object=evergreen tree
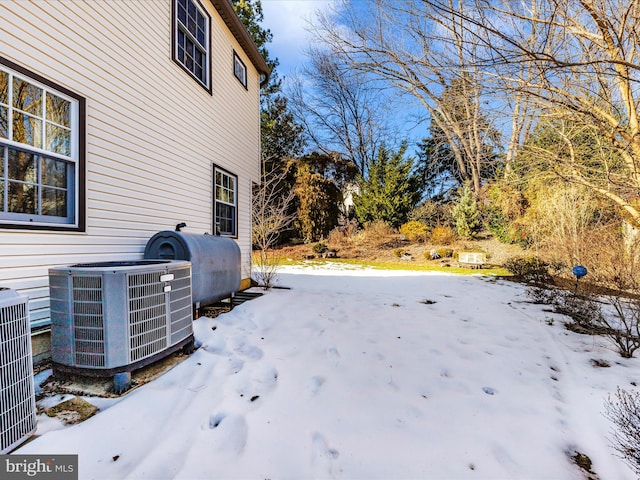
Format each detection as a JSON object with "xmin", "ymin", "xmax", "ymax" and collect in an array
[
  {"xmin": 261, "ymin": 95, "xmax": 305, "ymax": 174},
  {"xmin": 294, "ymin": 161, "xmax": 341, "ymax": 242},
  {"xmin": 451, "ymin": 182, "xmax": 482, "ymax": 239},
  {"xmin": 353, "ymin": 143, "xmax": 421, "ymax": 228},
  {"xmin": 231, "ymin": 0, "xmax": 304, "ymax": 173}
]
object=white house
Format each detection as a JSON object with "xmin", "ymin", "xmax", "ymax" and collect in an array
[{"xmin": 0, "ymin": 0, "xmax": 269, "ymax": 357}]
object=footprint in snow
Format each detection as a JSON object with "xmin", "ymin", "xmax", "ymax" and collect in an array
[
  {"xmin": 311, "ymin": 432, "xmax": 340, "ymax": 477},
  {"xmin": 206, "ymin": 413, "xmax": 248, "ymax": 456},
  {"xmin": 327, "ymin": 346, "xmax": 340, "ymax": 359},
  {"xmin": 214, "ymin": 355, "xmax": 244, "ymax": 376},
  {"xmin": 308, "ymin": 375, "xmax": 326, "ymax": 396},
  {"xmin": 483, "ymin": 387, "xmax": 497, "ymax": 395},
  {"xmin": 208, "ymin": 412, "xmax": 226, "ymax": 429},
  {"xmin": 232, "ymin": 363, "xmax": 279, "ymax": 400},
  {"xmin": 233, "ymin": 340, "xmax": 263, "ymax": 361}
]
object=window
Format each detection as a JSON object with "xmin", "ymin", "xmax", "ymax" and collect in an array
[
  {"xmin": 173, "ymin": 0, "xmax": 211, "ymax": 91},
  {"xmin": 0, "ymin": 59, "xmax": 84, "ymax": 230},
  {"xmin": 233, "ymin": 51, "xmax": 247, "ymax": 88},
  {"xmin": 214, "ymin": 166, "xmax": 237, "ymax": 237}
]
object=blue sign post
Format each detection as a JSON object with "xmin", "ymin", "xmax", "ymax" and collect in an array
[{"xmin": 572, "ymin": 265, "xmax": 588, "ymax": 293}]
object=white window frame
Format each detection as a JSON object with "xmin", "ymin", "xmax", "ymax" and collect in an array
[
  {"xmin": 173, "ymin": 0, "xmax": 211, "ymax": 91},
  {"xmin": 214, "ymin": 166, "xmax": 237, "ymax": 237},
  {"xmin": 0, "ymin": 62, "xmax": 82, "ymax": 230}
]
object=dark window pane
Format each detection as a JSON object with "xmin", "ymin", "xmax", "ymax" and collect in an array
[
  {"xmin": 8, "ymin": 181, "xmax": 36, "ymax": 214},
  {"xmin": 8, "ymin": 149, "xmax": 36, "ymax": 183},
  {"xmin": 12, "ymin": 112, "xmax": 42, "ymax": 148},
  {"xmin": 42, "ymin": 187, "xmax": 67, "ymax": 217},
  {"xmin": 187, "ymin": 1, "xmax": 196, "ymax": 26},
  {"xmin": 12, "ymin": 77, "xmax": 42, "ymax": 116},
  {"xmin": 216, "ymin": 203, "xmax": 235, "ymax": 235},
  {"xmin": 0, "ymin": 105, "xmax": 7, "ymax": 139},
  {"xmin": 46, "ymin": 123, "xmax": 71, "ymax": 156},
  {"xmin": 0, "ymin": 70, "xmax": 8, "ymax": 105},
  {"xmin": 42, "ymin": 157, "xmax": 67, "ymax": 188},
  {"xmin": 178, "ymin": 2, "xmax": 187, "ymax": 24},
  {"xmin": 46, "ymin": 93, "xmax": 70, "ymax": 127},
  {"xmin": 197, "ymin": 25, "xmax": 205, "ymax": 46}
]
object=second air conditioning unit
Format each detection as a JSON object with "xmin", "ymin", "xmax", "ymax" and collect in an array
[
  {"xmin": 0, "ymin": 288, "xmax": 37, "ymax": 453},
  {"xmin": 49, "ymin": 260, "xmax": 194, "ymax": 377}
]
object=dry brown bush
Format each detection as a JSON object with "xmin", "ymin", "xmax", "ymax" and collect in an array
[{"xmin": 430, "ymin": 225, "xmax": 456, "ymax": 245}]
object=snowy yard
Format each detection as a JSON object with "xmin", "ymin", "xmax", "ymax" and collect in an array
[{"xmin": 19, "ymin": 265, "xmax": 639, "ymax": 479}]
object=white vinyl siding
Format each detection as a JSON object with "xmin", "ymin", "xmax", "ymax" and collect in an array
[{"xmin": 0, "ymin": 0, "xmax": 261, "ymax": 327}]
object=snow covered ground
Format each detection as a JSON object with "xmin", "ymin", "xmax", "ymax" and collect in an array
[{"xmin": 18, "ymin": 265, "xmax": 639, "ymax": 479}]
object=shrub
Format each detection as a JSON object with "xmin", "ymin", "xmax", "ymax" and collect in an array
[
  {"xmin": 605, "ymin": 387, "xmax": 640, "ymax": 476},
  {"xmin": 393, "ymin": 248, "xmax": 407, "ymax": 258},
  {"xmin": 409, "ymin": 201, "xmax": 449, "ymax": 228},
  {"xmin": 327, "ymin": 219, "xmax": 361, "ymax": 248},
  {"xmin": 430, "ymin": 225, "xmax": 456, "ymax": 245},
  {"xmin": 327, "ymin": 227, "xmax": 345, "ymax": 246},
  {"xmin": 502, "ymin": 256, "xmax": 560, "ymax": 285},
  {"xmin": 359, "ymin": 220, "xmax": 397, "ymax": 248},
  {"xmin": 312, "ymin": 242, "xmax": 328, "ymax": 254},
  {"xmin": 424, "ymin": 248, "xmax": 454, "ymax": 260},
  {"xmin": 399, "ymin": 221, "xmax": 429, "ymax": 242},
  {"xmin": 252, "ymin": 250, "xmax": 282, "ymax": 290},
  {"xmin": 364, "ymin": 220, "xmax": 396, "ymax": 237},
  {"xmin": 526, "ymin": 279, "xmax": 640, "ymax": 359}
]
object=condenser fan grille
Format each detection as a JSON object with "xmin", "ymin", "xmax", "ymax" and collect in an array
[
  {"xmin": 72, "ymin": 275, "xmax": 106, "ymax": 367},
  {"xmin": 168, "ymin": 266, "xmax": 193, "ymax": 345},
  {"xmin": 128, "ymin": 272, "xmax": 168, "ymax": 362},
  {"xmin": 0, "ymin": 293, "xmax": 36, "ymax": 453}
]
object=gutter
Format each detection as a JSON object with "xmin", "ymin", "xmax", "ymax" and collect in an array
[{"xmin": 210, "ymin": 0, "xmax": 272, "ymax": 88}]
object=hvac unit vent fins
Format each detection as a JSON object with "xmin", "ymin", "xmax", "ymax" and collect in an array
[
  {"xmin": 49, "ymin": 260, "xmax": 194, "ymax": 379},
  {"xmin": 0, "ymin": 288, "xmax": 36, "ymax": 453}
]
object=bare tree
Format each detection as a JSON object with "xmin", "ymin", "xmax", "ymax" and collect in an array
[
  {"xmin": 605, "ymin": 387, "xmax": 640, "ymax": 476},
  {"xmin": 252, "ymin": 165, "xmax": 297, "ymax": 288},
  {"xmin": 423, "ymin": 0, "xmax": 640, "ymax": 230},
  {"xmin": 289, "ymin": 47, "xmax": 392, "ymax": 177},
  {"xmin": 312, "ymin": 0, "xmax": 502, "ymax": 195}
]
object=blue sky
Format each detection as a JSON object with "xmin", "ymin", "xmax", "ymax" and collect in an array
[
  {"xmin": 260, "ymin": 0, "xmax": 337, "ymax": 79},
  {"xmin": 258, "ymin": 0, "xmax": 429, "ymax": 155}
]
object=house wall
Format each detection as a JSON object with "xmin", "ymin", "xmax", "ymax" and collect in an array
[{"xmin": 0, "ymin": 0, "xmax": 261, "ymax": 328}]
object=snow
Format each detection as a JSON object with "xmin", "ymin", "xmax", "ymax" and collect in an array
[{"xmin": 18, "ymin": 265, "xmax": 639, "ymax": 479}]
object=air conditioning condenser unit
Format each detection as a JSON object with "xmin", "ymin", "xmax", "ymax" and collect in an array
[
  {"xmin": 0, "ymin": 288, "xmax": 37, "ymax": 453},
  {"xmin": 49, "ymin": 260, "xmax": 194, "ymax": 386}
]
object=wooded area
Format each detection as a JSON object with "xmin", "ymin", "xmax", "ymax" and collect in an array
[{"xmin": 237, "ymin": 0, "xmax": 640, "ymax": 288}]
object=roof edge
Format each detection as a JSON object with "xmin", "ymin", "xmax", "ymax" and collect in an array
[{"xmin": 210, "ymin": 0, "xmax": 271, "ymax": 88}]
